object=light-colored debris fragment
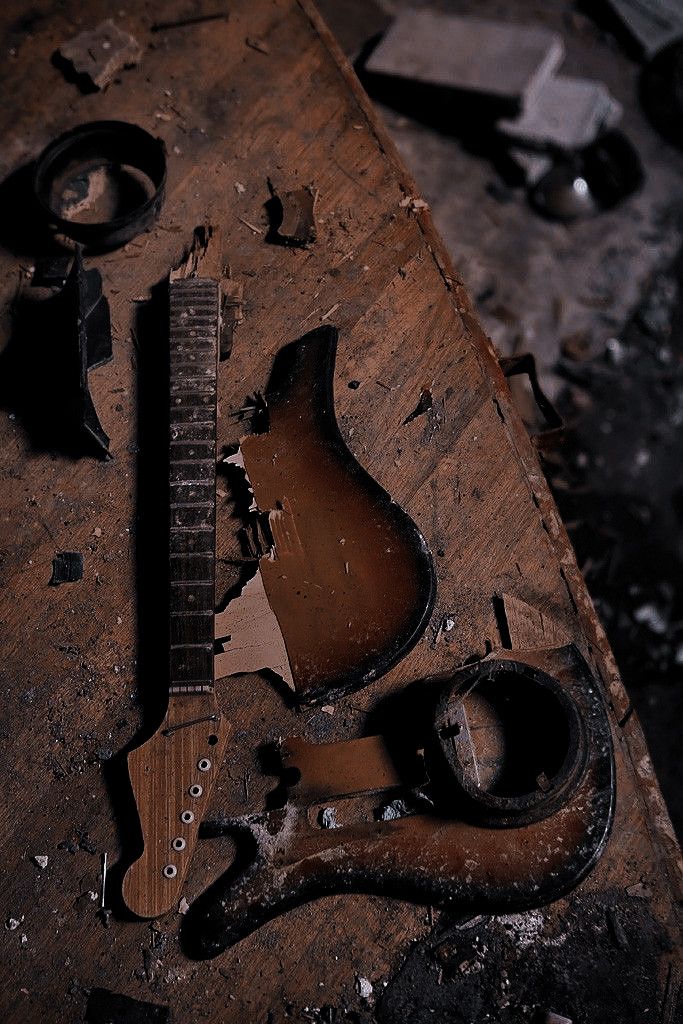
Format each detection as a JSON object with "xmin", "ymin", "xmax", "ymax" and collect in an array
[
  {"xmin": 603, "ymin": 0, "xmax": 683, "ymax": 59},
  {"xmin": 320, "ymin": 705, "xmax": 335, "ymax": 715},
  {"xmin": 246, "ymin": 36, "xmax": 270, "ymax": 54},
  {"xmin": 378, "ymin": 798, "xmax": 410, "ymax": 821},
  {"xmin": 32, "ymin": 855, "xmax": 48, "ymax": 869},
  {"xmin": 355, "ymin": 976, "xmax": 373, "ymax": 999},
  {"xmin": 321, "ymin": 303, "xmax": 340, "ymax": 321},
  {"xmin": 57, "ymin": 20, "xmax": 142, "ymax": 91},
  {"xmin": 626, "ymin": 881, "xmax": 653, "ymax": 899},
  {"xmin": 237, "ymin": 216, "xmax": 263, "ymax": 235},
  {"xmin": 498, "ymin": 76, "xmax": 622, "ymax": 151},
  {"xmin": 496, "ymin": 909, "xmax": 545, "ymax": 948},
  {"xmin": 234, "ymin": 181, "xmax": 246, "ymax": 194},
  {"xmin": 319, "ymin": 807, "xmax": 338, "ymax": 829},
  {"xmin": 399, "ymin": 196, "xmax": 430, "ymax": 213},
  {"xmin": 178, "ymin": 897, "xmax": 190, "ymax": 914},
  {"xmin": 632, "ymin": 603, "xmax": 667, "ymax": 635}
]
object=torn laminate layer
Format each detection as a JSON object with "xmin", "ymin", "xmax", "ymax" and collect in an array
[{"xmin": 214, "ymin": 325, "xmax": 436, "ymax": 703}]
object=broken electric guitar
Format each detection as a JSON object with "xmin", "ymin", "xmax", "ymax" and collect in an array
[
  {"xmin": 188, "ymin": 597, "xmax": 614, "ymax": 957},
  {"xmin": 123, "ymin": 234, "xmax": 231, "ymax": 918},
  {"xmin": 121, "ymin": 261, "xmax": 615, "ymax": 937}
]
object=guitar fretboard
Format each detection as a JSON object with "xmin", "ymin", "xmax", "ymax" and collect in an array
[{"xmin": 168, "ymin": 278, "xmax": 219, "ymax": 696}]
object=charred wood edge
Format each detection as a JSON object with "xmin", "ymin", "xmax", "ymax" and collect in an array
[{"xmin": 499, "ymin": 352, "xmax": 564, "ymax": 452}]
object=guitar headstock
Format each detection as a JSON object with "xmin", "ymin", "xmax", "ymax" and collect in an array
[{"xmin": 123, "ymin": 696, "xmax": 230, "ymax": 918}]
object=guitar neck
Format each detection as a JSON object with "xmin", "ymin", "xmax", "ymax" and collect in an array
[{"xmin": 168, "ymin": 277, "xmax": 219, "ymax": 696}]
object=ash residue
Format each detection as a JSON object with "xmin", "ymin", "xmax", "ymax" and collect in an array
[
  {"xmin": 549, "ymin": 247, "xmax": 683, "ymax": 837},
  {"xmin": 377, "ymin": 893, "xmax": 672, "ymax": 1023}
]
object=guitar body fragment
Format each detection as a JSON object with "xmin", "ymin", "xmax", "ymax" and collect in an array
[{"xmin": 215, "ymin": 326, "xmax": 436, "ymax": 704}]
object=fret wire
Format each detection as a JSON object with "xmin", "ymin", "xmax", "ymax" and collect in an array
[{"xmin": 168, "ymin": 278, "xmax": 219, "ymax": 698}]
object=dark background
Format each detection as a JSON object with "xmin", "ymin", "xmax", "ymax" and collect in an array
[{"xmin": 319, "ymin": 0, "xmax": 683, "ymax": 837}]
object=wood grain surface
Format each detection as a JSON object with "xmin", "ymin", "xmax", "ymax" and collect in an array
[
  {"xmin": 122, "ymin": 274, "xmax": 231, "ymax": 920},
  {"xmin": 0, "ymin": 2, "xmax": 680, "ymax": 1022}
]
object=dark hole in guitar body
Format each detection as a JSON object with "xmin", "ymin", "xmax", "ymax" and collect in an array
[{"xmin": 459, "ymin": 671, "xmax": 570, "ymax": 797}]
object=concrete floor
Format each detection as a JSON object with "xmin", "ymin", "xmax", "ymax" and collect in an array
[{"xmin": 319, "ymin": 0, "xmax": 683, "ymax": 835}]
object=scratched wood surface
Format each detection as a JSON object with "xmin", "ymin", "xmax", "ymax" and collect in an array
[{"xmin": 0, "ymin": 2, "xmax": 680, "ymax": 1022}]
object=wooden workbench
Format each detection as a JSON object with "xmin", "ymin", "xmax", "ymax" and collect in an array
[{"xmin": 0, "ymin": 2, "xmax": 680, "ymax": 1021}]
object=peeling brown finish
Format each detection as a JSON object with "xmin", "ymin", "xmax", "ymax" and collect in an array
[
  {"xmin": 192, "ymin": 640, "xmax": 614, "ymax": 955},
  {"xmin": 215, "ymin": 326, "xmax": 436, "ymax": 703},
  {"xmin": 215, "ymin": 568, "xmax": 294, "ymax": 688},
  {"xmin": 56, "ymin": 20, "xmax": 142, "ymax": 91}
]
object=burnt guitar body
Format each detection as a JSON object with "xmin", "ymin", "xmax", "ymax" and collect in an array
[
  {"xmin": 185, "ymin": 640, "xmax": 615, "ymax": 957},
  {"xmin": 215, "ymin": 326, "xmax": 436, "ymax": 704}
]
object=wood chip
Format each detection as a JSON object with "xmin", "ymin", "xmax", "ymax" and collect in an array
[
  {"xmin": 246, "ymin": 37, "xmax": 270, "ymax": 54},
  {"xmin": 237, "ymin": 217, "xmax": 263, "ymax": 235},
  {"xmin": 56, "ymin": 20, "xmax": 142, "ymax": 91}
]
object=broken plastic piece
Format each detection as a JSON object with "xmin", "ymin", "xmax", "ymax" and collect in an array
[
  {"xmin": 62, "ymin": 248, "xmax": 112, "ymax": 456},
  {"xmin": 34, "ymin": 121, "xmax": 167, "ymax": 251},
  {"xmin": 55, "ymin": 20, "xmax": 142, "ymax": 92},
  {"xmin": 215, "ymin": 326, "xmax": 435, "ymax": 703},
  {"xmin": 50, "ymin": 551, "xmax": 83, "ymax": 585}
]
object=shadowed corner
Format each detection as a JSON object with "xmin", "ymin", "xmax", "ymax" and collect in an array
[{"xmin": 98, "ymin": 276, "xmax": 171, "ymax": 920}]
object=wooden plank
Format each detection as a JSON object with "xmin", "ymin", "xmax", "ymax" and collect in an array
[{"xmin": 0, "ymin": 1, "xmax": 679, "ymax": 1021}]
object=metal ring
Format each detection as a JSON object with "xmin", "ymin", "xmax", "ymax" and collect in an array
[
  {"xmin": 189, "ymin": 784, "xmax": 203, "ymax": 798},
  {"xmin": 198, "ymin": 758, "xmax": 211, "ymax": 772},
  {"xmin": 172, "ymin": 837, "xmax": 187, "ymax": 851},
  {"xmin": 162, "ymin": 864, "xmax": 177, "ymax": 879},
  {"xmin": 180, "ymin": 810, "xmax": 195, "ymax": 824},
  {"xmin": 33, "ymin": 120, "xmax": 167, "ymax": 249}
]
